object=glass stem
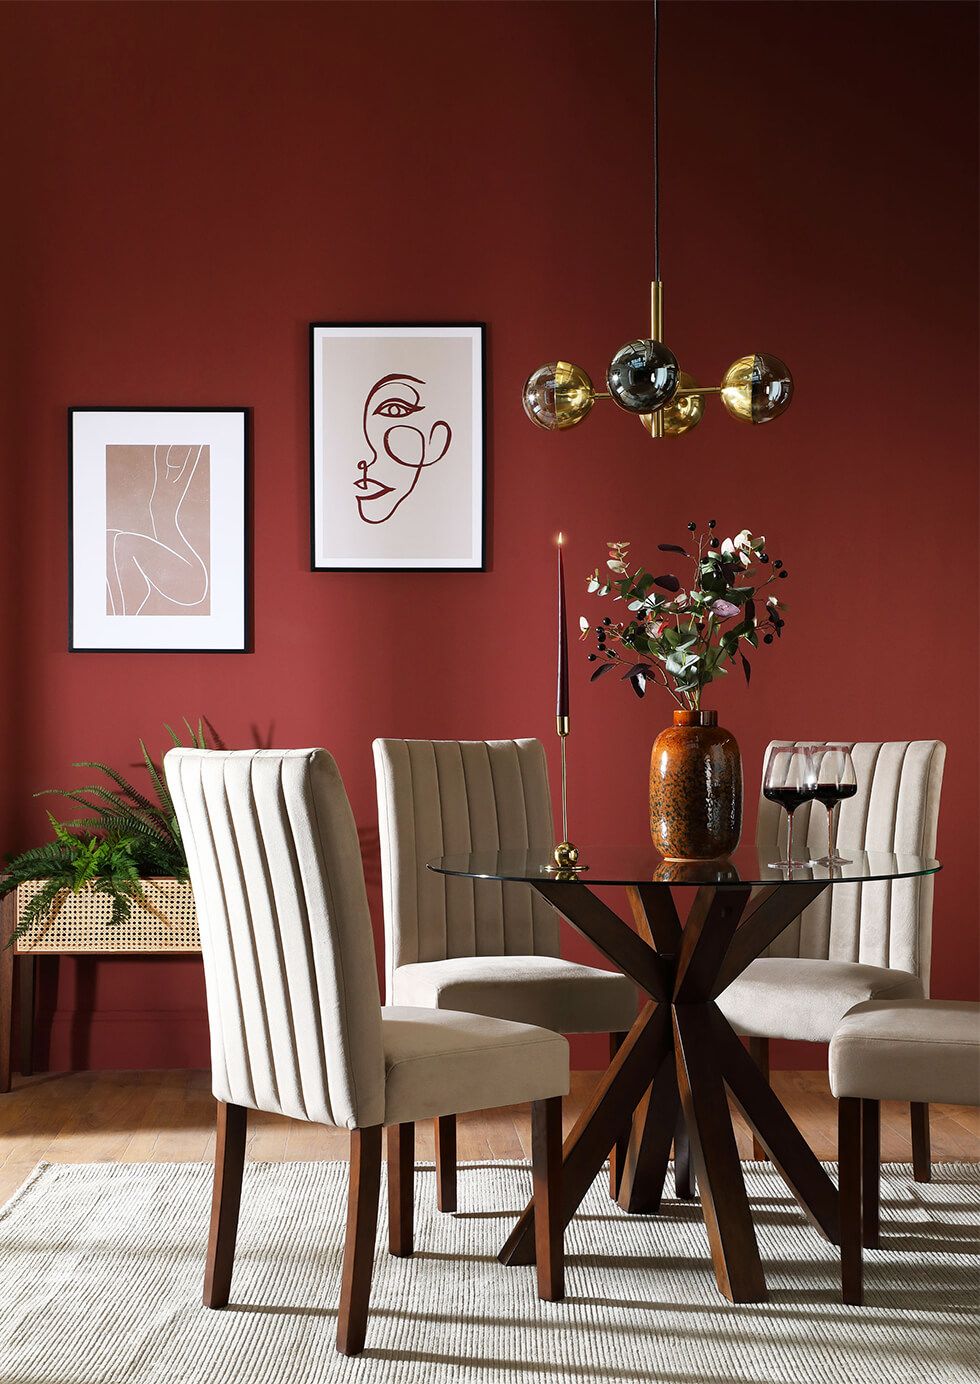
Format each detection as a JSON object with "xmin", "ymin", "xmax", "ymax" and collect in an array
[
  {"xmin": 827, "ymin": 804, "xmax": 834, "ymax": 863},
  {"xmin": 786, "ymin": 808, "xmax": 795, "ymax": 865}
]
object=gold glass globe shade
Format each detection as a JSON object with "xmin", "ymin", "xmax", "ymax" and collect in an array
[
  {"xmin": 721, "ymin": 353, "xmax": 794, "ymax": 424},
  {"xmin": 662, "ymin": 370, "xmax": 705, "ymax": 436},
  {"xmin": 522, "ymin": 361, "xmax": 595, "ymax": 430}
]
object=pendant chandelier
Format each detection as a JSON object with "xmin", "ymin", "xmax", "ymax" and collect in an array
[{"xmin": 522, "ymin": 0, "xmax": 793, "ymax": 438}]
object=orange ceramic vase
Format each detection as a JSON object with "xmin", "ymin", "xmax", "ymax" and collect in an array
[{"xmin": 649, "ymin": 709, "xmax": 742, "ymax": 861}]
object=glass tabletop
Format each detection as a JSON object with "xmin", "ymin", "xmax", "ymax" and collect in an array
[{"xmin": 428, "ymin": 846, "xmax": 941, "ymax": 888}]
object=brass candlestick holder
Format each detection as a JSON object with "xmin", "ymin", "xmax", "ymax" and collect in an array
[{"xmin": 547, "ymin": 715, "xmax": 587, "ymax": 872}]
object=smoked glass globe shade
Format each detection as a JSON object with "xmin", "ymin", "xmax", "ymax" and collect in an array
[{"xmin": 606, "ymin": 338, "xmax": 679, "ymax": 414}]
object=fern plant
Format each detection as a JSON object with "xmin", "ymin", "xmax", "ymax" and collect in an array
[
  {"xmin": 1, "ymin": 718, "xmax": 219, "ymax": 942},
  {"xmin": 2, "ymin": 817, "xmax": 146, "ymax": 941}
]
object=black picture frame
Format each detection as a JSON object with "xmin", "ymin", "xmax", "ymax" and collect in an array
[
  {"xmin": 309, "ymin": 322, "xmax": 487, "ymax": 572},
  {"xmin": 68, "ymin": 406, "xmax": 251, "ymax": 654}
]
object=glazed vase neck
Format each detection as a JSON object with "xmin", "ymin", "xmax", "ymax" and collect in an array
[{"xmin": 673, "ymin": 709, "xmax": 718, "ymax": 728}]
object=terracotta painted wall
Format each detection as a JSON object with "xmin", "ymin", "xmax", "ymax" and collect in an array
[{"xmin": 0, "ymin": 1, "xmax": 976, "ymax": 1073}]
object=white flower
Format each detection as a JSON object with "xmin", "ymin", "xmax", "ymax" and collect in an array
[
  {"xmin": 607, "ymin": 559, "xmax": 627, "ymax": 574},
  {"xmin": 720, "ymin": 537, "xmax": 736, "ymax": 559},
  {"xmin": 579, "ymin": 616, "xmax": 590, "ymax": 633}
]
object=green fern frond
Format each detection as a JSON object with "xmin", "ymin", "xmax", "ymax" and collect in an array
[
  {"xmin": 13, "ymin": 879, "xmax": 70, "ymax": 940},
  {"xmin": 42, "ymin": 784, "xmax": 170, "ymax": 828},
  {"xmin": 69, "ymin": 762, "xmax": 160, "ymax": 815},
  {"xmin": 139, "ymin": 740, "xmax": 174, "ymax": 819}
]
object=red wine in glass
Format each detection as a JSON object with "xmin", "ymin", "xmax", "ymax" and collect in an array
[
  {"xmin": 763, "ymin": 785, "xmax": 819, "ymax": 814},
  {"xmin": 812, "ymin": 782, "xmax": 858, "ymax": 810}
]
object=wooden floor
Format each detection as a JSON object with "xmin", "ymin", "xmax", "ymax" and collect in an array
[{"xmin": 0, "ymin": 1068, "xmax": 977, "ymax": 1207}]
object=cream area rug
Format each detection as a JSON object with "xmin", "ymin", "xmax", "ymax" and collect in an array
[{"xmin": 0, "ymin": 1160, "xmax": 977, "ymax": 1384}]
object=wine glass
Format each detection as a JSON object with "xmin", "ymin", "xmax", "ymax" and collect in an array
[
  {"xmin": 763, "ymin": 745, "xmax": 817, "ymax": 868},
  {"xmin": 811, "ymin": 744, "xmax": 857, "ymax": 866}
]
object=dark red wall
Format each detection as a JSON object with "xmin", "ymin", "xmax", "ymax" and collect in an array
[{"xmin": 1, "ymin": 1, "xmax": 976, "ymax": 1073}]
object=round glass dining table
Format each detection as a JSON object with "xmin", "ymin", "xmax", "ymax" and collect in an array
[{"xmin": 428, "ymin": 846, "xmax": 941, "ymax": 1304}]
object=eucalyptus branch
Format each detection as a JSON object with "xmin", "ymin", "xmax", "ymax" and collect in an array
[{"xmin": 583, "ymin": 525, "xmax": 789, "ymax": 709}]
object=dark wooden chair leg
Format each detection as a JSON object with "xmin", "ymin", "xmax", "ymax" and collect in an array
[
  {"xmin": 0, "ymin": 896, "xmax": 13, "ymax": 1094},
  {"xmin": 203, "ymin": 1101, "xmax": 248, "ymax": 1308},
  {"xmin": 910, "ymin": 1102, "xmax": 931, "ymax": 1183},
  {"xmin": 434, "ymin": 1113, "xmax": 457, "ymax": 1212},
  {"xmin": 532, "ymin": 1096, "xmax": 564, "ymax": 1302},
  {"xmin": 608, "ymin": 1032, "xmax": 627, "ymax": 1198},
  {"xmin": 386, "ymin": 1122, "xmax": 414, "ymax": 1257},
  {"xmin": 337, "ymin": 1124, "xmax": 383, "ymax": 1356},
  {"xmin": 674, "ymin": 1109, "xmax": 696, "ymax": 1200},
  {"xmin": 747, "ymin": 1036, "xmax": 769, "ymax": 1161},
  {"xmin": 839, "ymin": 1096, "xmax": 863, "ymax": 1305},
  {"xmin": 862, "ymin": 1099, "xmax": 880, "ymax": 1249},
  {"xmin": 17, "ymin": 956, "xmax": 35, "ymax": 1077}
]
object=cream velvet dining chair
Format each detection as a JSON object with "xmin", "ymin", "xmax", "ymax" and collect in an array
[
  {"xmin": 374, "ymin": 738, "xmax": 638, "ymax": 1206},
  {"xmin": 717, "ymin": 739, "xmax": 946, "ymax": 1175},
  {"xmin": 165, "ymin": 747, "xmax": 569, "ymax": 1357}
]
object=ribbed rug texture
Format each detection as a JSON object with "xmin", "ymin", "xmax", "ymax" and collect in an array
[{"xmin": 1, "ymin": 1159, "xmax": 977, "ymax": 1383}]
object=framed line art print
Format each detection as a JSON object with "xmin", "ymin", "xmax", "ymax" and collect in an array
[
  {"xmin": 69, "ymin": 407, "xmax": 249, "ymax": 652},
  {"xmin": 310, "ymin": 322, "xmax": 486, "ymax": 571}
]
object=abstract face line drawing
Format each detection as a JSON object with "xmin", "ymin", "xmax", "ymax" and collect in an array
[
  {"xmin": 354, "ymin": 372, "xmax": 452, "ymax": 524},
  {"xmin": 106, "ymin": 444, "xmax": 211, "ymax": 616}
]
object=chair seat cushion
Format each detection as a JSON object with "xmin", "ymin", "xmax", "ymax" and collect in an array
[
  {"xmin": 716, "ymin": 957, "xmax": 923, "ymax": 1043},
  {"xmin": 391, "ymin": 955, "xmax": 638, "ymax": 1034},
  {"xmin": 380, "ymin": 1006, "xmax": 569, "ymax": 1126},
  {"xmin": 830, "ymin": 999, "xmax": 980, "ymax": 1106}
]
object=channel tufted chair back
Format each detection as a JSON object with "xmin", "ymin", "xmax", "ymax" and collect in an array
[
  {"xmin": 373, "ymin": 738, "xmax": 558, "ymax": 1000},
  {"xmin": 755, "ymin": 740, "xmax": 946, "ymax": 988},
  {"xmin": 165, "ymin": 748, "xmax": 386, "ymax": 1130}
]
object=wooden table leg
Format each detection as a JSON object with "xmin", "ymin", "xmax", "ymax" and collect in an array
[
  {"xmin": 500, "ymin": 1001, "xmax": 671, "ymax": 1266},
  {"xmin": 617, "ymin": 1046, "xmax": 679, "ymax": 1214},
  {"xmin": 713, "ymin": 1006, "xmax": 839, "ymax": 1243},
  {"xmin": 674, "ymin": 1004, "xmax": 768, "ymax": 1303},
  {"xmin": 747, "ymin": 1036, "xmax": 769, "ymax": 1162},
  {"xmin": 673, "ymin": 1108, "xmax": 696, "ymax": 1200},
  {"xmin": 607, "ymin": 1031, "xmax": 628, "ymax": 1199},
  {"xmin": 0, "ymin": 895, "xmax": 14, "ymax": 1094},
  {"xmin": 496, "ymin": 874, "xmax": 834, "ymax": 1308}
]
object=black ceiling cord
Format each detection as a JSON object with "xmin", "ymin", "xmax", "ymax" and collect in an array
[{"xmin": 653, "ymin": 0, "xmax": 661, "ymax": 284}]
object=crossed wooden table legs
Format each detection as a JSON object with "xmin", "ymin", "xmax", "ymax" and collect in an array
[{"xmin": 499, "ymin": 878, "xmax": 840, "ymax": 1303}]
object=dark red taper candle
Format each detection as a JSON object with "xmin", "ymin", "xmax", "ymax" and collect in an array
[{"xmin": 557, "ymin": 534, "xmax": 569, "ymax": 723}]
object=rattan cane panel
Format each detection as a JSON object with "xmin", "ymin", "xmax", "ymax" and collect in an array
[{"xmin": 14, "ymin": 878, "xmax": 200, "ymax": 954}]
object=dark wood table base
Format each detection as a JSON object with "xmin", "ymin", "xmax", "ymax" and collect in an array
[{"xmin": 499, "ymin": 878, "xmax": 840, "ymax": 1303}]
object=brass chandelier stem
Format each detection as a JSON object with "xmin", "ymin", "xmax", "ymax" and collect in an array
[{"xmin": 650, "ymin": 279, "xmax": 664, "ymax": 438}]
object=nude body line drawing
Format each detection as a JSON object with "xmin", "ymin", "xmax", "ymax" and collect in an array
[
  {"xmin": 105, "ymin": 444, "xmax": 211, "ymax": 616},
  {"xmin": 353, "ymin": 373, "xmax": 452, "ymax": 524}
]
